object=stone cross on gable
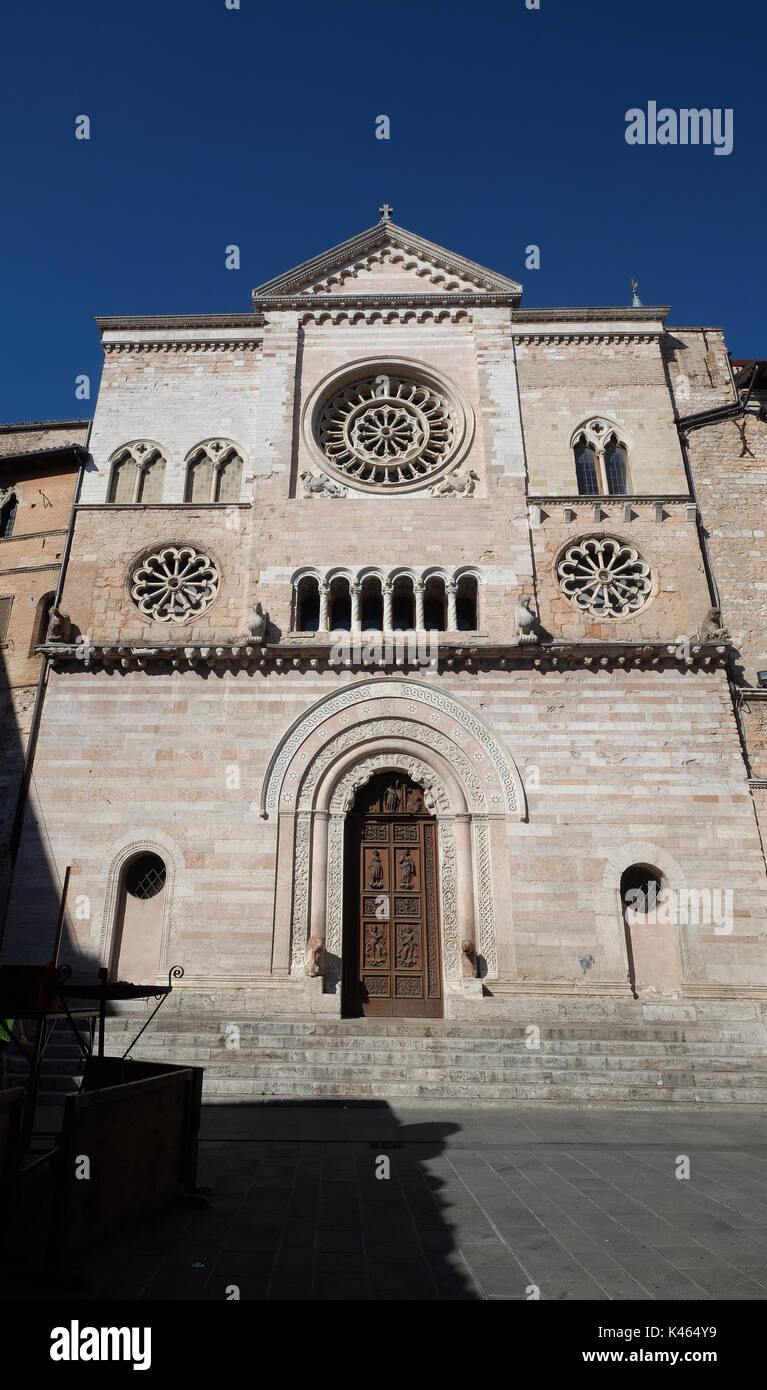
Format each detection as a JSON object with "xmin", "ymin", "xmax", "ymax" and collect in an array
[{"xmin": 378, "ymin": 203, "xmax": 393, "ymax": 223}]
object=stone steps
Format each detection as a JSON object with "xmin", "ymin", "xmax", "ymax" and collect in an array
[{"xmin": 11, "ymin": 1012, "xmax": 767, "ymax": 1104}]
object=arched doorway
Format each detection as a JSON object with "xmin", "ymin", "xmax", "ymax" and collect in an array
[{"xmin": 341, "ymin": 771, "xmax": 443, "ymax": 1018}]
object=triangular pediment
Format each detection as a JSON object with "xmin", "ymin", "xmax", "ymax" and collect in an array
[{"xmin": 252, "ymin": 221, "xmax": 523, "ymax": 304}]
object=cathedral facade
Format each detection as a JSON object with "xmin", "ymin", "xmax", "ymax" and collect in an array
[{"xmin": 4, "ymin": 216, "xmax": 767, "ymax": 1050}]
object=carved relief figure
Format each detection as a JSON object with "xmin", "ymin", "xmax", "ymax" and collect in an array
[
  {"xmin": 369, "ymin": 850, "xmax": 384, "ymax": 888},
  {"xmin": 398, "ymin": 850, "xmax": 416, "ymax": 889},
  {"xmin": 406, "ymin": 788, "xmax": 421, "ymax": 813},
  {"xmin": 383, "ymin": 784, "xmax": 400, "ymax": 814},
  {"xmin": 397, "ymin": 924, "xmax": 419, "ymax": 968},
  {"xmin": 365, "ymin": 922, "xmax": 388, "ymax": 966}
]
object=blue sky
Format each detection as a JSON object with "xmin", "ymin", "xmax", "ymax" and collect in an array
[{"xmin": 1, "ymin": 0, "xmax": 763, "ymax": 423}]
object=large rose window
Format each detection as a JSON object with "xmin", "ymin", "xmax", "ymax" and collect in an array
[
  {"xmin": 557, "ymin": 536, "xmax": 651, "ymax": 617},
  {"xmin": 316, "ymin": 375, "xmax": 456, "ymax": 488},
  {"xmin": 130, "ymin": 545, "xmax": 219, "ymax": 622}
]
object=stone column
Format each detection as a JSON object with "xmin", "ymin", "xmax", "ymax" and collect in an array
[
  {"xmin": 383, "ymin": 579, "xmax": 393, "ymax": 632},
  {"xmin": 455, "ymin": 813, "xmax": 477, "ymax": 947},
  {"xmin": 414, "ymin": 580, "xmax": 424, "ymax": 630},
  {"xmin": 446, "ymin": 581, "xmax": 457, "ymax": 632},
  {"xmin": 350, "ymin": 582, "xmax": 361, "ymax": 633},
  {"xmin": 318, "ymin": 579, "xmax": 329, "ymax": 632},
  {"xmin": 309, "ymin": 810, "xmax": 330, "ymax": 940}
]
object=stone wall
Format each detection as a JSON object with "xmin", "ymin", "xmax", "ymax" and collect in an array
[{"xmin": 5, "ymin": 664, "xmax": 764, "ymax": 1002}]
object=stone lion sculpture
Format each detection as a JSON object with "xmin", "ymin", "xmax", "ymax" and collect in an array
[
  {"xmin": 305, "ymin": 935, "xmax": 325, "ymax": 977},
  {"xmin": 461, "ymin": 938, "xmax": 478, "ymax": 979}
]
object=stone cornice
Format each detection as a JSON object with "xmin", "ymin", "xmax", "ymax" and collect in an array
[
  {"xmin": 102, "ymin": 339, "xmax": 261, "ymax": 354},
  {"xmin": 75, "ymin": 501, "xmax": 252, "ymax": 512},
  {"xmin": 254, "ymin": 293, "xmax": 518, "ymax": 312},
  {"xmin": 0, "ymin": 418, "xmax": 90, "ymax": 432},
  {"xmin": 1, "ymin": 563, "xmax": 62, "ymax": 576},
  {"xmin": 512, "ymin": 306, "xmax": 669, "ymax": 324},
  {"xmin": 39, "ymin": 637, "xmax": 730, "ymax": 673},
  {"xmin": 96, "ymin": 314, "xmax": 263, "ymax": 331},
  {"xmin": 528, "ymin": 494, "xmax": 693, "ymax": 505},
  {"xmin": 0, "ymin": 527, "xmax": 68, "ymax": 541}
]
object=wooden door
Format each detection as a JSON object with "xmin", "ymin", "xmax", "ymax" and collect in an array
[{"xmin": 343, "ymin": 773, "xmax": 442, "ymax": 1017}]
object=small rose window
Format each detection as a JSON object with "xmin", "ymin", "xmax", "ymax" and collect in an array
[
  {"xmin": 557, "ymin": 536, "xmax": 651, "ymax": 617},
  {"xmin": 130, "ymin": 545, "xmax": 219, "ymax": 622}
]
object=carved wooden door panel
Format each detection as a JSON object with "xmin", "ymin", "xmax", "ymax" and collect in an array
[{"xmin": 343, "ymin": 773, "xmax": 442, "ymax": 1018}]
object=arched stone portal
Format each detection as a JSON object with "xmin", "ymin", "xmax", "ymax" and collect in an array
[
  {"xmin": 261, "ymin": 679, "xmax": 527, "ymax": 1005},
  {"xmin": 341, "ymin": 770, "xmax": 444, "ymax": 1016}
]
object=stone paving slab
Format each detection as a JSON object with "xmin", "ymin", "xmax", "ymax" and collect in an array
[{"xmin": 17, "ymin": 1103, "xmax": 767, "ymax": 1301}]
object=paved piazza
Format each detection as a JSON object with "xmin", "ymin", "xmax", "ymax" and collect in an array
[{"xmin": 60, "ymin": 1104, "xmax": 767, "ymax": 1301}]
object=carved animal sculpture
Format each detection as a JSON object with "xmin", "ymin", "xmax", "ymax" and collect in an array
[
  {"xmin": 697, "ymin": 607, "xmax": 730, "ymax": 642},
  {"xmin": 305, "ymin": 935, "xmax": 325, "ymax": 978},
  {"xmin": 461, "ymin": 939, "xmax": 477, "ymax": 979},
  {"xmin": 249, "ymin": 601, "xmax": 268, "ymax": 643},
  {"xmin": 46, "ymin": 607, "xmax": 71, "ymax": 642},
  {"xmin": 300, "ymin": 471, "xmax": 346, "ymax": 499},
  {"xmin": 429, "ymin": 468, "xmax": 479, "ymax": 498},
  {"xmin": 514, "ymin": 595, "xmax": 539, "ymax": 643}
]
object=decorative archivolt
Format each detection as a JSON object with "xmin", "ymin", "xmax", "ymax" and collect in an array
[
  {"xmin": 288, "ymin": 748, "xmax": 497, "ymax": 983},
  {"xmin": 328, "ymin": 752, "xmax": 452, "ymax": 816},
  {"xmin": 289, "ymin": 718, "xmax": 485, "ymax": 815},
  {"xmin": 260, "ymin": 678, "xmax": 526, "ymax": 819}
]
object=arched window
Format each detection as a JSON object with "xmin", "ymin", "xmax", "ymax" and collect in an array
[
  {"xmin": 391, "ymin": 576, "xmax": 415, "ymax": 631},
  {"xmin": 295, "ymin": 575, "xmax": 320, "ymax": 631},
  {"xmin": 620, "ymin": 863, "xmax": 663, "ymax": 999},
  {"xmin": 574, "ymin": 438, "xmax": 599, "ymax": 495},
  {"xmin": 360, "ymin": 576, "xmax": 383, "ymax": 630},
  {"xmin": 604, "ymin": 435, "xmax": 629, "ymax": 494},
  {"xmin": 111, "ymin": 851, "xmax": 168, "ymax": 983},
  {"xmin": 185, "ymin": 441, "xmax": 243, "ymax": 503},
  {"xmin": 572, "ymin": 420, "xmax": 631, "ymax": 496},
  {"xmin": 329, "ymin": 576, "xmax": 351, "ymax": 631},
  {"xmin": 456, "ymin": 574, "xmax": 478, "ymax": 630},
  {"xmin": 423, "ymin": 576, "xmax": 446, "ymax": 630},
  {"xmin": 0, "ymin": 492, "xmax": 19, "ymax": 538},
  {"xmin": 30, "ymin": 591, "xmax": 56, "ymax": 654},
  {"xmin": 108, "ymin": 443, "xmax": 166, "ymax": 504}
]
